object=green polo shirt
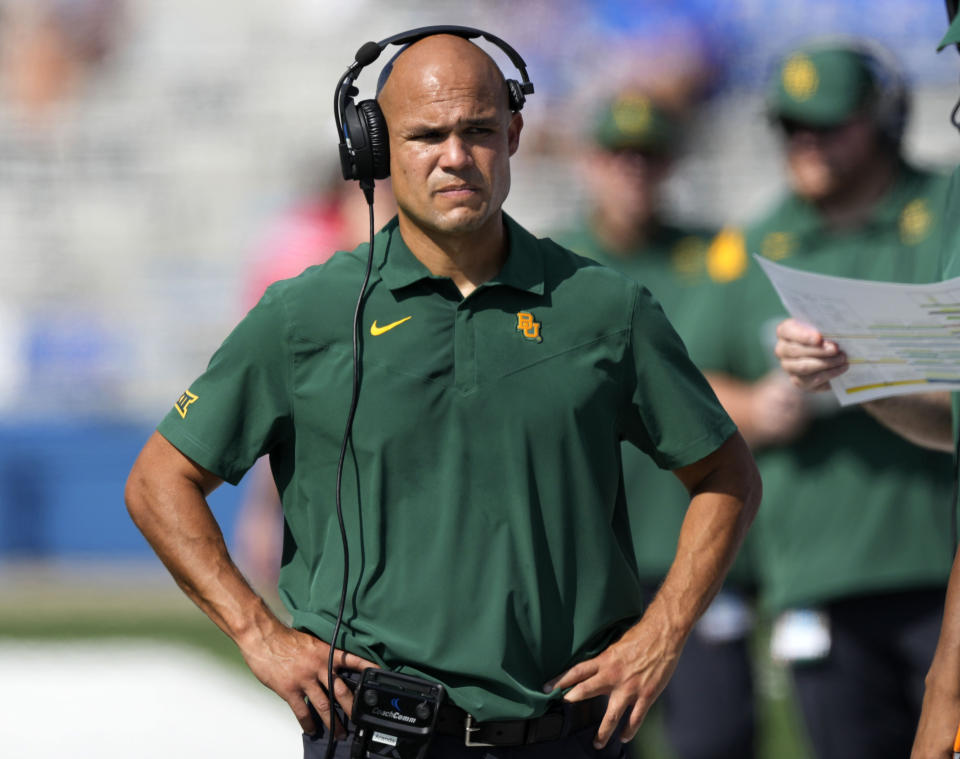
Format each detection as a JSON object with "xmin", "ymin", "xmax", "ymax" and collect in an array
[
  {"xmin": 556, "ymin": 220, "xmax": 754, "ymax": 587},
  {"xmin": 157, "ymin": 213, "xmax": 736, "ymax": 721},
  {"xmin": 693, "ymin": 162, "xmax": 955, "ymax": 613}
]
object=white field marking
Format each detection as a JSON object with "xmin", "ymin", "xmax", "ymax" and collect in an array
[{"xmin": 0, "ymin": 639, "xmax": 301, "ymax": 758}]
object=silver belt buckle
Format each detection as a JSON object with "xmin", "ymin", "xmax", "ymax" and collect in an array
[{"xmin": 464, "ymin": 713, "xmax": 495, "ymax": 748}]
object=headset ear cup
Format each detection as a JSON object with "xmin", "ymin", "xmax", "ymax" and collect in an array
[
  {"xmin": 341, "ymin": 100, "xmax": 365, "ymax": 181},
  {"xmin": 506, "ymin": 79, "xmax": 525, "ymax": 112},
  {"xmin": 357, "ymin": 99, "xmax": 391, "ymax": 180}
]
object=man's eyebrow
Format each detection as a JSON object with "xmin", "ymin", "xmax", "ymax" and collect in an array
[
  {"xmin": 463, "ymin": 116, "xmax": 501, "ymax": 128},
  {"xmin": 443, "ymin": 115, "xmax": 502, "ymax": 131},
  {"xmin": 406, "ymin": 115, "xmax": 501, "ymax": 134}
]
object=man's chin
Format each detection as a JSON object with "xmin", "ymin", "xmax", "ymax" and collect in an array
[
  {"xmin": 790, "ymin": 172, "xmax": 834, "ymax": 201},
  {"xmin": 428, "ymin": 209, "xmax": 494, "ymax": 235}
]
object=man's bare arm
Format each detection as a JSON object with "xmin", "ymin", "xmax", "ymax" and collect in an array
[
  {"xmin": 861, "ymin": 393, "xmax": 953, "ymax": 453},
  {"xmin": 545, "ymin": 432, "xmax": 761, "ymax": 748},
  {"xmin": 705, "ymin": 370, "xmax": 809, "ymax": 448},
  {"xmin": 911, "ymin": 546, "xmax": 960, "ymax": 759},
  {"xmin": 124, "ymin": 431, "xmax": 375, "ymax": 735}
]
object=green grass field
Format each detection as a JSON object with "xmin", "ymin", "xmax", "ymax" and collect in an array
[{"xmin": 0, "ymin": 562, "xmax": 813, "ymax": 759}]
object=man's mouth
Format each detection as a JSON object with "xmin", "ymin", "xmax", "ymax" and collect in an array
[{"xmin": 435, "ymin": 184, "xmax": 478, "ymax": 197}]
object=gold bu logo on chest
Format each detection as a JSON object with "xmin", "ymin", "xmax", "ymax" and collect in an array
[{"xmin": 516, "ymin": 312, "xmax": 542, "ymax": 342}]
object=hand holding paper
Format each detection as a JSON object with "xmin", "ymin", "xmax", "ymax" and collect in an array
[
  {"xmin": 774, "ymin": 318, "xmax": 850, "ymax": 393},
  {"xmin": 757, "ymin": 255, "xmax": 960, "ymax": 405}
]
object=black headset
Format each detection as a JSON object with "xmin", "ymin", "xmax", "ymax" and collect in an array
[{"xmin": 333, "ymin": 25, "xmax": 535, "ymax": 193}]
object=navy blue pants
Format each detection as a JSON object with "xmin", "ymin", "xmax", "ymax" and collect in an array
[
  {"xmin": 658, "ymin": 628, "xmax": 755, "ymax": 759},
  {"xmin": 789, "ymin": 588, "xmax": 944, "ymax": 759},
  {"xmin": 304, "ymin": 721, "xmax": 626, "ymax": 759},
  {"xmin": 303, "ymin": 726, "xmax": 626, "ymax": 759},
  {"xmin": 303, "ymin": 699, "xmax": 625, "ymax": 759}
]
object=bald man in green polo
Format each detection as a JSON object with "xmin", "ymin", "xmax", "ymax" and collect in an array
[
  {"xmin": 125, "ymin": 31, "xmax": 760, "ymax": 759},
  {"xmin": 692, "ymin": 38, "xmax": 954, "ymax": 759}
]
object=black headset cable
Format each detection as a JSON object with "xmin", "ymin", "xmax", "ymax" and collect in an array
[{"xmin": 324, "ymin": 183, "xmax": 375, "ymax": 759}]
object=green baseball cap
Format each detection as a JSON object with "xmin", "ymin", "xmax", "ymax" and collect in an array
[
  {"xmin": 938, "ymin": 11, "xmax": 960, "ymax": 50},
  {"xmin": 767, "ymin": 44, "xmax": 878, "ymax": 127},
  {"xmin": 592, "ymin": 93, "xmax": 679, "ymax": 154}
]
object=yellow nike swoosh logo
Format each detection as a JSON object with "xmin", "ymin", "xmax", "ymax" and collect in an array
[{"xmin": 370, "ymin": 316, "xmax": 412, "ymax": 336}]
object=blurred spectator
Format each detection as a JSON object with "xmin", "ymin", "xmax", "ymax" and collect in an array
[
  {"xmin": 243, "ymin": 167, "xmax": 397, "ymax": 308},
  {"xmin": 0, "ymin": 0, "xmax": 125, "ymax": 126},
  {"xmin": 233, "ymin": 170, "xmax": 395, "ymax": 593},
  {"xmin": 0, "ymin": 300, "xmax": 25, "ymax": 410},
  {"xmin": 554, "ymin": 91, "xmax": 756, "ymax": 759},
  {"xmin": 579, "ymin": 0, "xmax": 726, "ymax": 109},
  {"xmin": 496, "ymin": 0, "xmax": 726, "ymax": 158},
  {"xmin": 692, "ymin": 38, "xmax": 955, "ymax": 759}
]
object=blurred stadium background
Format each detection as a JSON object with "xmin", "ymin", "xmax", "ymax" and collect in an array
[{"xmin": 1, "ymin": 0, "xmax": 959, "ymax": 756}]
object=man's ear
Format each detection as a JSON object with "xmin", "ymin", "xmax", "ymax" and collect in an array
[{"xmin": 507, "ymin": 112, "xmax": 523, "ymax": 156}]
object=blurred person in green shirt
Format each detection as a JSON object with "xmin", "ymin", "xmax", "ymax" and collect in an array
[
  {"xmin": 693, "ymin": 38, "xmax": 955, "ymax": 759},
  {"xmin": 555, "ymin": 91, "xmax": 757, "ymax": 759},
  {"xmin": 772, "ymin": 8, "xmax": 960, "ymax": 757}
]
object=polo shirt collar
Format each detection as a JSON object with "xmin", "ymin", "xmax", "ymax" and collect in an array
[{"xmin": 377, "ymin": 212, "xmax": 545, "ymax": 295}]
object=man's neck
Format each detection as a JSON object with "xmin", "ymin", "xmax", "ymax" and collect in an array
[
  {"xmin": 815, "ymin": 155, "xmax": 899, "ymax": 230},
  {"xmin": 397, "ymin": 212, "xmax": 508, "ymax": 298},
  {"xmin": 591, "ymin": 208, "xmax": 655, "ymax": 257}
]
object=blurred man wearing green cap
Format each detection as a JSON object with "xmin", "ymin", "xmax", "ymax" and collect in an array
[
  {"xmin": 554, "ymin": 91, "xmax": 758, "ymax": 759},
  {"xmin": 689, "ymin": 38, "xmax": 955, "ymax": 759},
  {"xmin": 769, "ymin": 11, "xmax": 960, "ymax": 758}
]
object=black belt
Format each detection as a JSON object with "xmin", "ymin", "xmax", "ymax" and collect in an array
[
  {"xmin": 338, "ymin": 668, "xmax": 606, "ymax": 748},
  {"xmin": 432, "ymin": 697, "xmax": 607, "ymax": 748}
]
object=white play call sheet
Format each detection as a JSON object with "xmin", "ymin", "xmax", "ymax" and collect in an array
[{"xmin": 755, "ymin": 255, "xmax": 960, "ymax": 405}]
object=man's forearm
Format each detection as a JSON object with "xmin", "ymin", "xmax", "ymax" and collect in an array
[
  {"xmin": 540, "ymin": 433, "xmax": 761, "ymax": 749},
  {"xmin": 651, "ymin": 443, "xmax": 760, "ymax": 640},
  {"xmin": 124, "ymin": 432, "xmax": 279, "ymax": 645},
  {"xmin": 125, "ymin": 432, "xmax": 376, "ymax": 735},
  {"xmin": 863, "ymin": 391, "xmax": 953, "ymax": 453}
]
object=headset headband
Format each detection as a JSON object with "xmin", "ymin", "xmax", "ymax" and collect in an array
[
  {"xmin": 374, "ymin": 25, "xmax": 534, "ymax": 85},
  {"xmin": 334, "ymin": 25, "xmax": 535, "ymax": 155}
]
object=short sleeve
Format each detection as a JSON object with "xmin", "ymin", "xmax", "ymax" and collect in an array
[
  {"xmin": 621, "ymin": 286, "xmax": 737, "ymax": 471},
  {"xmin": 156, "ymin": 287, "xmax": 293, "ymax": 485}
]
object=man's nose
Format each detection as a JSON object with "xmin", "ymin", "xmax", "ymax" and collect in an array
[{"xmin": 438, "ymin": 134, "xmax": 472, "ymax": 170}]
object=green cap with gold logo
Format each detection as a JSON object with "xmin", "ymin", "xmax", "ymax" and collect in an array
[
  {"xmin": 592, "ymin": 93, "xmax": 678, "ymax": 154},
  {"xmin": 767, "ymin": 44, "xmax": 878, "ymax": 127}
]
